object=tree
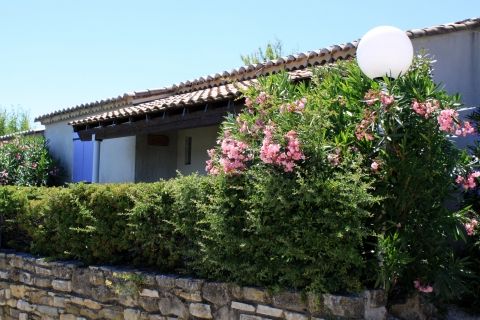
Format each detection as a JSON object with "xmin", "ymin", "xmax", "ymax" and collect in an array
[
  {"xmin": 240, "ymin": 39, "xmax": 283, "ymax": 65},
  {"xmin": 0, "ymin": 106, "xmax": 30, "ymax": 136}
]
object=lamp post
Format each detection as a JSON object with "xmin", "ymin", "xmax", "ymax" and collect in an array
[{"xmin": 356, "ymin": 26, "xmax": 414, "ymax": 80}]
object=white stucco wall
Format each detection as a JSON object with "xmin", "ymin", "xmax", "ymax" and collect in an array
[
  {"xmin": 44, "ymin": 119, "xmax": 137, "ymax": 183},
  {"xmin": 43, "ymin": 120, "xmax": 74, "ymax": 182},
  {"xmin": 412, "ymin": 29, "xmax": 480, "ymax": 148},
  {"xmin": 98, "ymin": 136, "xmax": 136, "ymax": 183},
  {"xmin": 412, "ymin": 30, "xmax": 480, "ymax": 106},
  {"xmin": 176, "ymin": 125, "xmax": 220, "ymax": 176}
]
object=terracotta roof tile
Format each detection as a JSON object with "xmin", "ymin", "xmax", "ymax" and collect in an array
[{"xmin": 42, "ymin": 17, "xmax": 480, "ymax": 125}]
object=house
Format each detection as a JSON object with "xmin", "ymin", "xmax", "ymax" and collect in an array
[{"xmin": 35, "ymin": 17, "xmax": 480, "ymax": 183}]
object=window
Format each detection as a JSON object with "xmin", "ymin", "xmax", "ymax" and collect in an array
[{"xmin": 185, "ymin": 136, "xmax": 192, "ymax": 165}]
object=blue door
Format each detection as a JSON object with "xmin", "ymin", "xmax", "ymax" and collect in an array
[{"xmin": 73, "ymin": 133, "xmax": 93, "ymax": 182}]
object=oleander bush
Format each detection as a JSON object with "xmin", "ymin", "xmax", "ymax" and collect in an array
[
  {"xmin": 0, "ymin": 56, "xmax": 477, "ymax": 300},
  {"xmin": 0, "ymin": 136, "xmax": 58, "ymax": 186}
]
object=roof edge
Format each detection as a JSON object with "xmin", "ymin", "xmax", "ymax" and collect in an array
[{"xmin": 36, "ymin": 17, "xmax": 480, "ymax": 124}]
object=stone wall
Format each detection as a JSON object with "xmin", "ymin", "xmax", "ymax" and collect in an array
[{"xmin": 0, "ymin": 251, "xmax": 387, "ymax": 320}]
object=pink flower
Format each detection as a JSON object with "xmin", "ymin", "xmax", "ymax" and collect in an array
[
  {"xmin": 279, "ymin": 97, "xmax": 307, "ymax": 114},
  {"xmin": 245, "ymin": 97, "xmax": 253, "ymax": 108},
  {"xmin": 456, "ymin": 171, "xmax": 480, "ymax": 190},
  {"xmin": 371, "ymin": 161, "xmax": 380, "ymax": 172},
  {"xmin": 458, "ymin": 121, "xmax": 475, "ymax": 137},
  {"xmin": 414, "ymin": 280, "xmax": 433, "ymax": 293},
  {"xmin": 256, "ymin": 92, "xmax": 268, "ymax": 105},
  {"xmin": 411, "ymin": 99, "xmax": 439, "ymax": 119},
  {"xmin": 380, "ymin": 93, "xmax": 394, "ymax": 107},
  {"xmin": 364, "ymin": 90, "xmax": 379, "ymax": 106},
  {"xmin": 236, "ymin": 116, "xmax": 249, "ymax": 133},
  {"xmin": 205, "ymin": 134, "xmax": 253, "ymax": 175},
  {"xmin": 437, "ymin": 109, "xmax": 458, "ymax": 133},
  {"xmin": 355, "ymin": 110, "xmax": 376, "ymax": 141},
  {"xmin": 465, "ymin": 218, "xmax": 478, "ymax": 236},
  {"xmin": 260, "ymin": 126, "xmax": 304, "ymax": 172},
  {"xmin": 327, "ymin": 149, "xmax": 341, "ymax": 167}
]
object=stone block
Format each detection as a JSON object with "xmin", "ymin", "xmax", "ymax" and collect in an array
[
  {"xmin": 53, "ymin": 296, "xmax": 68, "ymax": 308},
  {"xmin": 141, "ymin": 273, "xmax": 157, "ymax": 286},
  {"xmin": 91, "ymin": 285, "xmax": 116, "ymax": 303},
  {"xmin": 156, "ymin": 275, "xmax": 176, "ymax": 289},
  {"xmin": 322, "ymin": 293, "xmax": 364, "ymax": 318},
  {"xmin": 272, "ymin": 291, "xmax": 307, "ymax": 312},
  {"xmin": 0, "ymin": 271, "xmax": 9, "ymax": 280},
  {"xmin": 19, "ymin": 313, "xmax": 28, "ymax": 320},
  {"xmin": 52, "ymin": 265, "xmax": 74, "ymax": 279},
  {"xmin": 364, "ymin": 306, "xmax": 387, "ymax": 320},
  {"xmin": 99, "ymin": 307, "xmax": 124, "ymax": 320},
  {"xmin": 16, "ymin": 299, "xmax": 35, "ymax": 312},
  {"xmin": 34, "ymin": 276, "xmax": 52, "ymax": 288},
  {"xmin": 59, "ymin": 315, "xmax": 77, "ymax": 320},
  {"xmin": 117, "ymin": 293, "xmax": 138, "ymax": 308},
  {"xmin": 173, "ymin": 288, "xmax": 202, "ymax": 302},
  {"xmin": 52, "ymin": 280, "xmax": 72, "ymax": 292},
  {"xmin": 7, "ymin": 298, "xmax": 17, "ymax": 308},
  {"xmin": 18, "ymin": 272, "xmax": 33, "ymax": 285},
  {"xmin": 10, "ymin": 285, "xmax": 27, "ymax": 298},
  {"xmin": 140, "ymin": 288, "xmax": 159, "ymax": 298},
  {"xmin": 256, "ymin": 304, "xmax": 283, "ymax": 318},
  {"xmin": 214, "ymin": 305, "xmax": 235, "ymax": 320},
  {"xmin": 9, "ymin": 255, "xmax": 25, "ymax": 269},
  {"xmin": 139, "ymin": 297, "xmax": 161, "ymax": 313},
  {"xmin": 36, "ymin": 305, "xmax": 60, "ymax": 317},
  {"xmin": 239, "ymin": 315, "xmax": 270, "ymax": 320},
  {"xmin": 284, "ymin": 311, "xmax": 308, "ymax": 320},
  {"xmin": 124, "ymin": 308, "xmax": 141, "ymax": 320},
  {"xmin": 202, "ymin": 282, "xmax": 231, "ymax": 306},
  {"xmin": 158, "ymin": 294, "xmax": 188, "ymax": 319},
  {"xmin": 35, "ymin": 266, "xmax": 52, "ymax": 276},
  {"xmin": 80, "ymin": 307, "xmax": 103, "ymax": 319},
  {"xmin": 363, "ymin": 290, "xmax": 386, "ymax": 308},
  {"xmin": 231, "ymin": 301, "xmax": 255, "ymax": 313},
  {"xmin": 242, "ymin": 287, "xmax": 268, "ymax": 303},
  {"xmin": 84, "ymin": 298, "xmax": 102, "ymax": 310},
  {"xmin": 189, "ymin": 303, "xmax": 213, "ymax": 319},
  {"xmin": 175, "ymin": 278, "xmax": 203, "ymax": 292},
  {"xmin": 30, "ymin": 290, "xmax": 52, "ymax": 305},
  {"xmin": 71, "ymin": 269, "xmax": 91, "ymax": 295}
]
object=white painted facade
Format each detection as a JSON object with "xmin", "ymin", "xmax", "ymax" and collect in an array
[
  {"xmin": 412, "ymin": 29, "xmax": 480, "ymax": 148},
  {"xmin": 43, "ymin": 120, "xmax": 75, "ymax": 182},
  {"xmin": 99, "ymin": 136, "xmax": 136, "ymax": 183}
]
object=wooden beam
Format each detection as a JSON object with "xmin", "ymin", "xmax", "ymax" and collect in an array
[{"xmin": 76, "ymin": 104, "xmax": 242, "ymax": 141}]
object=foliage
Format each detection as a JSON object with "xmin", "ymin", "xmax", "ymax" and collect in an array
[
  {"xmin": 240, "ymin": 39, "xmax": 283, "ymax": 65},
  {"xmin": 0, "ymin": 106, "xmax": 30, "ymax": 136},
  {"xmin": 205, "ymin": 56, "xmax": 474, "ymax": 300},
  {"xmin": 0, "ymin": 56, "xmax": 476, "ymax": 301},
  {"xmin": 0, "ymin": 136, "xmax": 58, "ymax": 186}
]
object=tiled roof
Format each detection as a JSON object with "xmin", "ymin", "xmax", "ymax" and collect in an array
[
  {"xmin": 70, "ymin": 80, "xmax": 257, "ymax": 125},
  {"xmin": 0, "ymin": 128, "xmax": 45, "ymax": 141},
  {"xmin": 37, "ymin": 17, "xmax": 480, "ymax": 126}
]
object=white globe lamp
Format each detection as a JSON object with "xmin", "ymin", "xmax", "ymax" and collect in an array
[{"xmin": 356, "ymin": 26, "xmax": 414, "ymax": 79}]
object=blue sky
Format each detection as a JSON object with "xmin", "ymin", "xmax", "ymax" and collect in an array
[{"xmin": 0, "ymin": 1, "xmax": 478, "ymax": 126}]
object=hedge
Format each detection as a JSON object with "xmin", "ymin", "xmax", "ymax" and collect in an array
[
  {"xmin": 0, "ymin": 168, "xmax": 374, "ymax": 294},
  {"xmin": 1, "ymin": 57, "xmax": 478, "ymax": 302}
]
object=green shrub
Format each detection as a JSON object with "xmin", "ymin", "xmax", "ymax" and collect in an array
[
  {"xmin": 0, "ymin": 57, "xmax": 474, "ymax": 300},
  {"xmin": 0, "ymin": 136, "xmax": 58, "ymax": 186}
]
